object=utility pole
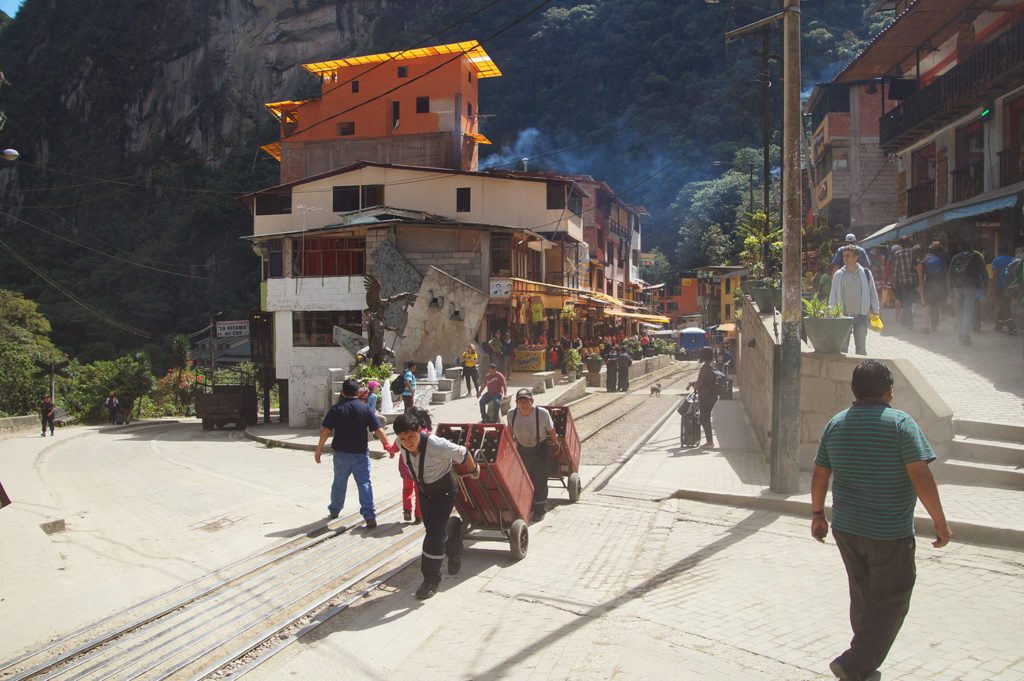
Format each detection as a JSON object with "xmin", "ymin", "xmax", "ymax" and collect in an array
[
  {"xmin": 775, "ymin": 0, "xmax": 802, "ymax": 494},
  {"xmin": 724, "ymin": 0, "xmax": 802, "ymax": 494},
  {"xmin": 762, "ymin": 31, "xmax": 772, "ymax": 221}
]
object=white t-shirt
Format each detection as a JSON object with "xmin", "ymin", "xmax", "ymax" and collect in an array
[
  {"xmin": 401, "ymin": 433, "xmax": 469, "ymax": 485},
  {"xmin": 507, "ymin": 406, "xmax": 555, "ymax": 448}
]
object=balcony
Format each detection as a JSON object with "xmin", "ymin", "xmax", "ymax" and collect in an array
[
  {"xmin": 907, "ymin": 181, "xmax": 935, "ymax": 217},
  {"xmin": 880, "ymin": 20, "xmax": 1024, "ymax": 149},
  {"xmin": 951, "ymin": 161, "xmax": 985, "ymax": 203},
  {"xmin": 999, "ymin": 144, "xmax": 1024, "ymax": 187}
]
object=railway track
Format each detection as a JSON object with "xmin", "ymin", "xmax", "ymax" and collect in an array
[{"xmin": 2, "ymin": 364, "xmax": 698, "ymax": 680}]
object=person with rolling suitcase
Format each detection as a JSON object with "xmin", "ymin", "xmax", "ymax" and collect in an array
[
  {"xmin": 688, "ymin": 347, "xmax": 723, "ymax": 447},
  {"xmin": 678, "ymin": 392, "xmax": 701, "ymax": 448}
]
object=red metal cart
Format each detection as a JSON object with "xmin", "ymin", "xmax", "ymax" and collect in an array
[
  {"xmin": 542, "ymin": 405, "xmax": 582, "ymax": 503},
  {"xmin": 436, "ymin": 423, "xmax": 534, "ymax": 560}
]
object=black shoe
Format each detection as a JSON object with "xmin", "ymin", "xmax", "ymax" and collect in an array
[
  {"xmin": 532, "ymin": 511, "xmax": 546, "ymax": 522},
  {"xmin": 830, "ymin": 657, "xmax": 864, "ymax": 681},
  {"xmin": 328, "ymin": 512, "xmax": 339, "ymax": 520},
  {"xmin": 403, "ymin": 510, "xmax": 412, "ymax": 521},
  {"xmin": 415, "ymin": 579, "xmax": 439, "ymax": 600},
  {"xmin": 414, "ymin": 517, "xmax": 422, "ymax": 525},
  {"xmin": 446, "ymin": 530, "xmax": 463, "ymax": 575},
  {"xmin": 365, "ymin": 518, "xmax": 377, "ymax": 529}
]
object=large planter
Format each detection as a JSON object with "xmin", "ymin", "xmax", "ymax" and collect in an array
[
  {"xmin": 748, "ymin": 286, "xmax": 773, "ymax": 312},
  {"xmin": 803, "ymin": 316, "xmax": 854, "ymax": 354},
  {"xmin": 585, "ymin": 357, "xmax": 603, "ymax": 373}
]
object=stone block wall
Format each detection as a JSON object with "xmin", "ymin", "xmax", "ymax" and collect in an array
[
  {"xmin": 265, "ymin": 277, "xmax": 364, "ymax": 312},
  {"xmin": 737, "ymin": 295, "xmax": 777, "ymax": 457}
]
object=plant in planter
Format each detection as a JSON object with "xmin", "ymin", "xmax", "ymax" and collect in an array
[
  {"xmin": 584, "ymin": 352, "xmax": 603, "ymax": 373},
  {"xmin": 564, "ymin": 348, "xmax": 583, "ymax": 379},
  {"xmin": 623, "ymin": 337, "xmax": 643, "ymax": 360},
  {"xmin": 802, "ymin": 295, "xmax": 853, "ymax": 353}
]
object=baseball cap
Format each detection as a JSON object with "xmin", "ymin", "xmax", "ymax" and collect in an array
[
  {"xmin": 515, "ymin": 388, "xmax": 533, "ymax": 400},
  {"xmin": 844, "ymin": 233, "xmax": 857, "ymax": 243}
]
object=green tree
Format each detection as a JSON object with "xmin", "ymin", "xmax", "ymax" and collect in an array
[
  {"xmin": 0, "ymin": 290, "xmax": 63, "ymax": 415},
  {"xmin": 639, "ymin": 248, "xmax": 672, "ymax": 285},
  {"xmin": 62, "ymin": 353, "xmax": 155, "ymax": 423}
]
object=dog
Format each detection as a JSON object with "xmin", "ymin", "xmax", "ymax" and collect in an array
[{"xmin": 649, "ymin": 383, "xmax": 662, "ymax": 397}]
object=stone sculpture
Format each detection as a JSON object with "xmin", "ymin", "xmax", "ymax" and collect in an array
[{"xmin": 364, "ymin": 274, "xmax": 417, "ymax": 366}]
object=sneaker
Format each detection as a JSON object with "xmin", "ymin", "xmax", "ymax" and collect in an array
[
  {"xmin": 415, "ymin": 579, "xmax": 439, "ymax": 600},
  {"xmin": 365, "ymin": 518, "xmax": 378, "ymax": 529},
  {"xmin": 829, "ymin": 657, "xmax": 874, "ymax": 681},
  {"xmin": 403, "ymin": 510, "xmax": 412, "ymax": 521},
  {"xmin": 414, "ymin": 517, "xmax": 422, "ymax": 524},
  {"xmin": 532, "ymin": 511, "xmax": 546, "ymax": 522}
]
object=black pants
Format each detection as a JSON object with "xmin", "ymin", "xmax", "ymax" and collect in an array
[
  {"xmin": 41, "ymin": 415, "xmax": 54, "ymax": 435},
  {"xmin": 833, "ymin": 529, "xmax": 917, "ymax": 678},
  {"xmin": 698, "ymin": 395, "xmax": 717, "ymax": 443},
  {"xmin": 518, "ymin": 442, "xmax": 550, "ymax": 518},
  {"xmin": 107, "ymin": 406, "xmax": 117, "ymax": 424},
  {"xmin": 618, "ymin": 367, "xmax": 630, "ymax": 391},
  {"xmin": 402, "ymin": 394, "xmax": 413, "ymax": 412},
  {"xmin": 419, "ymin": 482, "xmax": 457, "ymax": 582},
  {"xmin": 462, "ymin": 366, "xmax": 479, "ymax": 395},
  {"xmin": 995, "ymin": 289, "xmax": 1018, "ymax": 332},
  {"xmin": 895, "ymin": 283, "xmax": 916, "ymax": 327},
  {"xmin": 606, "ymin": 363, "xmax": 618, "ymax": 392}
]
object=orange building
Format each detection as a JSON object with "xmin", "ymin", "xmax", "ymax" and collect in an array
[
  {"xmin": 262, "ymin": 41, "xmax": 500, "ymax": 183},
  {"xmin": 651, "ymin": 274, "xmax": 700, "ymax": 327}
]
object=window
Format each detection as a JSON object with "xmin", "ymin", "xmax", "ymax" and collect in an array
[
  {"xmin": 546, "ymin": 182, "xmax": 565, "ymax": 210},
  {"xmin": 456, "ymin": 187, "xmax": 471, "ymax": 212},
  {"xmin": 362, "ymin": 184, "xmax": 384, "ymax": 208},
  {"xmin": 724, "ymin": 278, "xmax": 732, "ymax": 294},
  {"xmin": 293, "ymin": 311, "xmax": 362, "ymax": 347},
  {"xmin": 337, "ymin": 121, "xmax": 355, "ymax": 136},
  {"xmin": 568, "ymin": 190, "xmax": 582, "ymax": 216},
  {"xmin": 911, "ymin": 143, "xmax": 935, "ymax": 186},
  {"xmin": 491, "ymin": 233, "xmax": 511, "ymax": 274},
  {"xmin": 467, "ymin": 71, "xmax": 472, "ymax": 83},
  {"xmin": 261, "ymin": 239, "xmax": 283, "ymax": 279},
  {"xmin": 725, "ymin": 303, "xmax": 732, "ymax": 320},
  {"xmin": 956, "ymin": 120, "xmax": 984, "ymax": 170},
  {"xmin": 333, "ymin": 186, "xmax": 360, "ymax": 212},
  {"xmin": 397, "ymin": 66, "xmax": 408, "ymax": 78},
  {"xmin": 467, "ymin": 102, "xmax": 473, "ymax": 119},
  {"xmin": 392, "ymin": 101, "xmax": 400, "ymax": 130},
  {"xmin": 351, "ymin": 80, "xmax": 359, "ymax": 93},
  {"xmin": 254, "ymin": 192, "xmax": 291, "ymax": 215},
  {"xmin": 416, "ymin": 96, "xmax": 430, "ymax": 114},
  {"xmin": 292, "ymin": 237, "xmax": 366, "ymax": 277}
]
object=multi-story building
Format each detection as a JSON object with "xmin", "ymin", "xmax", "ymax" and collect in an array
[
  {"xmin": 843, "ymin": 1, "xmax": 1024, "ymax": 256},
  {"xmin": 650, "ymin": 274, "xmax": 700, "ymax": 328},
  {"xmin": 695, "ymin": 266, "xmax": 747, "ymax": 329},
  {"xmin": 261, "ymin": 41, "xmax": 498, "ymax": 183},
  {"xmin": 806, "ymin": 80, "xmax": 898, "ymax": 241}
]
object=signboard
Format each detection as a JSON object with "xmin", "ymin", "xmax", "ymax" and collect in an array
[
  {"xmin": 489, "ymin": 277, "xmax": 512, "ymax": 299},
  {"xmin": 638, "ymin": 252, "xmax": 659, "ymax": 267},
  {"xmin": 216, "ymin": 320, "xmax": 249, "ymax": 337},
  {"xmin": 512, "ymin": 349, "xmax": 546, "ymax": 372}
]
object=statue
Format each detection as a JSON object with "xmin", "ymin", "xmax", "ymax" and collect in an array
[{"xmin": 364, "ymin": 273, "xmax": 417, "ymax": 366}]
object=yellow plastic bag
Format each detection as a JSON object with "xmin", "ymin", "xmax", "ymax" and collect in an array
[{"xmin": 869, "ymin": 313, "xmax": 884, "ymax": 332}]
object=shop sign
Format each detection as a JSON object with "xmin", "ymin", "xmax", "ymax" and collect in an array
[
  {"xmin": 216, "ymin": 320, "xmax": 249, "ymax": 337},
  {"xmin": 512, "ymin": 349, "xmax": 547, "ymax": 372},
  {"xmin": 489, "ymin": 277, "xmax": 512, "ymax": 299},
  {"xmin": 638, "ymin": 252, "xmax": 659, "ymax": 266}
]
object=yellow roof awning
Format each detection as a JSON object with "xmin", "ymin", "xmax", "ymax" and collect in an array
[
  {"xmin": 466, "ymin": 132, "xmax": 492, "ymax": 145},
  {"xmin": 260, "ymin": 142, "xmax": 282, "ymax": 162},
  {"xmin": 604, "ymin": 309, "xmax": 670, "ymax": 325},
  {"xmin": 303, "ymin": 41, "xmax": 502, "ymax": 79},
  {"xmin": 718, "ymin": 323, "xmax": 737, "ymax": 334},
  {"xmin": 263, "ymin": 100, "xmax": 308, "ymax": 123}
]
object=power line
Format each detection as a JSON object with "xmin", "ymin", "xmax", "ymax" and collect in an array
[
  {"xmin": 0, "ymin": 236, "xmax": 155, "ymax": 338},
  {"xmin": 0, "ymin": 208, "xmax": 208, "ymax": 279}
]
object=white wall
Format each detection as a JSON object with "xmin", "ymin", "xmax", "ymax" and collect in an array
[
  {"xmin": 273, "ymin": 310, "xmax": 355, "ymax": 426},
  {"xmin": 265, "ymin": 276, "xmax": 365, "ymax": 312}
]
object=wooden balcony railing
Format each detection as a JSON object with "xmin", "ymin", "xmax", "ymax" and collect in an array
[
  {"xmin": 951, "ymin": 161, "xmax": 985, "ymax": 203},
  {"xmin": 880, "ymin": 20, "xmax": 1024, "ymax": 149},
  {"xmin": 999, "ymin": 144, "xmax": 1024, "ymax": 187},
  {"xmin": 907, "ymin": 181, "xmax": 935, "ymax": 217}
]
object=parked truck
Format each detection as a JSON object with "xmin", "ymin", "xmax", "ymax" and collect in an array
[{"xmin": 196, "ymin": 384, "xmax": 258, "ymax": 430}]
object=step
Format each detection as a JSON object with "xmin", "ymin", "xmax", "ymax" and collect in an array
[
  {"xmin": 431, "ymin": 390, "xmax": 453, "ymax": 405},
  {"xmin": 933, "ymin": 458, "xmax": 1024, "ymax": 489},
  {"xmin": 950, "ymin": 435, "xmax": 1024, "ymax": 467},
  {"xmin": 953, "ymin": 418, "xmax": 1024, "ymax": 443}
]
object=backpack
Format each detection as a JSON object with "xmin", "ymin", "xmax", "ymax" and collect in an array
[
  {"xmin": 923, "ymin": 254, "xmax": 945, "ymax": 278},
  {"xmin": 391, "ymin": 375, "xmax": 405, "ymax": 395},
  {"xmin": 949, "ymin": 251, "xmax": 978, "ymax": 287}
]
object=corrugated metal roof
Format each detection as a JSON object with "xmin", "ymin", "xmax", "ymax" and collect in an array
[{"xmin": 302, "ymin": 41, "xmax": 502, "ymax": 79}]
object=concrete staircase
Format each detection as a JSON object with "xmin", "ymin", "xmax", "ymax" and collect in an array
[{"xmin": 934, "ymin": 419, "xmax": 1024, "ymax": 490}]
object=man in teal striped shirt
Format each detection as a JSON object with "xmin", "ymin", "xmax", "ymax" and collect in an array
[{"xmin": 811, "ymin": 360, "xmax": 951, "ymax": 681}]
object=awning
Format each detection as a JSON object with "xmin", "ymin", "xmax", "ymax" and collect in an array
[
  {"xmin": 603, "ymin": 309, "xmax": 670, "ymax": 324},
  {"xmin": 859, "ymin": 191, "xmax": 1020, "ymax": 249},
  {"xmin": 303, "ymin": 41, "xmax": 502, "ymax": 79},
  {"xmin": 465, "ymin": 132, "xmax": 492, "ymax": 145},
  {"xmin": 718, "ymin": 323, "xmax": 737, "ymax": 334}
]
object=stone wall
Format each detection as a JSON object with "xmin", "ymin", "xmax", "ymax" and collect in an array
[
  {"xmin": 738, "ymin": 294, "xmax": 954, "ymax": 466},
  {"xmin": 265, "ymin": 276, "xmax": 364, "ymax": 312},
  {"xmin": 0, "ymin": 415, "xmax": 41, "ymax": 436}
]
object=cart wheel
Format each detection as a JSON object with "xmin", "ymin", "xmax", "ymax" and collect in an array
[
  {"xmin": 202, "ymin": 419, "xmax": 212, "ymax": 431},
  {"xmin": 568, "ymin": 472, "xmax": 581, "ymax": 503},
  {"xmin": 509, "ymin": 519, "xmax": 529, "ymax": 560}
]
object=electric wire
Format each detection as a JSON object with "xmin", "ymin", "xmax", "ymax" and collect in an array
[{"xmin": 0, "ymin": 237, "xmax": 155, "ymax": 338}]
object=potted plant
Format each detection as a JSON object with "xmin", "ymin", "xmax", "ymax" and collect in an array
[
  {"xmin": 584, "ymin": 352, "xmax": 603, "ymax": 373},
  {"xmin": 768, "ymin": 277, "xmax": 782, "ymax": 311},
  {"xmin": 564, "ymin": 348, "xmax": 583, "ymax": 379},
  {"xmin": 802, "ymin": 295, "xmax": 853, "ymax": 354}
]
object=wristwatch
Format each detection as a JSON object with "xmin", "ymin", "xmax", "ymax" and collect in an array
[{"xmin": 812, "ymin": 510, "xmax": 825, "ymax": 516}]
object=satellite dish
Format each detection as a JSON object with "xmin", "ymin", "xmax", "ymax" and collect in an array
[{"xmin": 2, "ymin": 149, "xmax": 19, "ymax": 161}]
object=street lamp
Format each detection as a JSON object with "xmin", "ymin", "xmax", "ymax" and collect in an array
[{"xmin": 2, "ymin": 148, "xmax": 18, "ymax": 161}]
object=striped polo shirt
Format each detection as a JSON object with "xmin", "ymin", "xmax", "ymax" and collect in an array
[{"xmin": 815, "ymin": 401, "xmax": 935, "ymax": 540}]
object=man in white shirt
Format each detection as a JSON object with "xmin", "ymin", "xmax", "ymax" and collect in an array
[
  {"xmin": 507, "ymin": 388, "xmax": 560, "ymax": 521},
  {"xmin": 829, "ymin": 245, "xmax": 881, "ymax": 356}
]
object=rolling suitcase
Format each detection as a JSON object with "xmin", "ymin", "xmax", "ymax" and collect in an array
[
  {"xmin": 719, "ymin": 376, "xmax": 733, "ymax": 400},
  {"xmin": 678, "ymin": 394, "xmax": 701, "ymax": 447}
]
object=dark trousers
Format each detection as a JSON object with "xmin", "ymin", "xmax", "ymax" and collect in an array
[
  {"xmin": 462, "ymin": 366, "xmax": 479, "ymax": 395},
  {"xmin": 402, "ymin": 394, "xmax": 413, "ymax": 412},
  {"xmin": 606, "ymin": 363, "xmax": 618, "ymax": 392},
  {"xmin": 107, "ymin": 406, "xmax": 117, "ymax": 424},
  {"xmin": 41, "ymin": 415, "xmax": 54, "ymax": 435},
  {"xmin": 698, "ymin": 395, "xmax": 717, "ymax": 443},
  {"xmin": 833, "ymin": 529, "xmax": 917, "ymax": 678},
  {"xmin": 419, "ymin": 484, "xmax": 457, "ymax": 581},
  {"xmin": 994, "ymin": 289, "xmax": 1017, "ymax": 332},
  {"xmin": 895, "ymin": 283, "xmax": 916, "ymax": 327},
  {"xmin": 618, "ymin": 366, "xmax": 630, "ymax": 391},
  {"xmin": 518, "ymin": 442, "xmax": 550, "ymax": 517}
]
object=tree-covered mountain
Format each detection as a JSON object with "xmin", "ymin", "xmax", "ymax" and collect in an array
[{"xmin": 0, "ymin": 0, "xmax": 888, "ymax": 367}]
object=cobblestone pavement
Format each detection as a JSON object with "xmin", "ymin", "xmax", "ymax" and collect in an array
[
  {"xmin": 870, "ymin": 306, "xmax": 1024, "ymax": 425},
  {"xmin": 251, "ymin": 495, "xmax": 1024, "ymax": 681}
]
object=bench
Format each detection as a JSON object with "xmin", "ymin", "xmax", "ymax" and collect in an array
[
  {"xmin": 53, "ymin": 407, "xmax": 75, "ymax": 426},
  {"xmin": 533, "ymin": 371, "xmax": 557, "ymax": 393}
]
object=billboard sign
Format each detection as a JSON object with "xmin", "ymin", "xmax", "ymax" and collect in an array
[{"xmin": 216, "ymin": 320, "xmax": 249, "ymax": 337}]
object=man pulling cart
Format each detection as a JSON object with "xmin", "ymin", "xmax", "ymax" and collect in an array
[{"xmin": 507, "ymin": 388, "xmax": 560, "ymax": 521}]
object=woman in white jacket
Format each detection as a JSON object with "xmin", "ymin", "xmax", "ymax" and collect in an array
[{"xmin": 829, "ymin": 245, "xmax": 881, "ymax": 355}]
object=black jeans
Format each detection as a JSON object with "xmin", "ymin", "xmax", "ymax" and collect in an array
[
  {"xmin": 41, "ymin": 415, "xmax": 54, "ymax": 435},
  {"xmin": 462, "ymin": 366, "xmax": 479, "ymax": 395},
  {"xmin": 833, "ymin": 529, "xmax": 917, "ymax": 678},
  {"xmin": 698, "ymin": 395, "xmax": 717, "ymax": 443},
  {"xmin": 895, "ymin": 283, "xmax": 917, "ymax": 327},
  {"xmin": 518, "ymin": 441, "xmax": 550, "ymax": 517},
  {"xmin": 419, "ymin": 483, "xmax": 457, "ymax": 581}
]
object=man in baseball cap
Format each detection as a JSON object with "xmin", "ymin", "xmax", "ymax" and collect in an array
[
  {"xmin": 507, "ymin": 387, "xmax": 560, "ymax": 521},
  {"xmin": 832, "ymin": 232, "xmax": 871, "ymax": 269}
]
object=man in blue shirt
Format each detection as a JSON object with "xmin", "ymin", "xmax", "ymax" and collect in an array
[
  {"xmin": 811, "ymin": 360, "xmax": 951, "ymax": 681},
  {"xmin": 831, "ymin": 233, "xmax": 871, "ymax": 269},
  {"xmin": 991, "ymin": 244, "xmax": 1018, "ymax": 334},
  {"xmin": 401, "ymin": 361, "xmax": 417, "ymax": 412},
  {"xmin": 314, "ymin": 378, "xmax": 396, "ymax": 527}
]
